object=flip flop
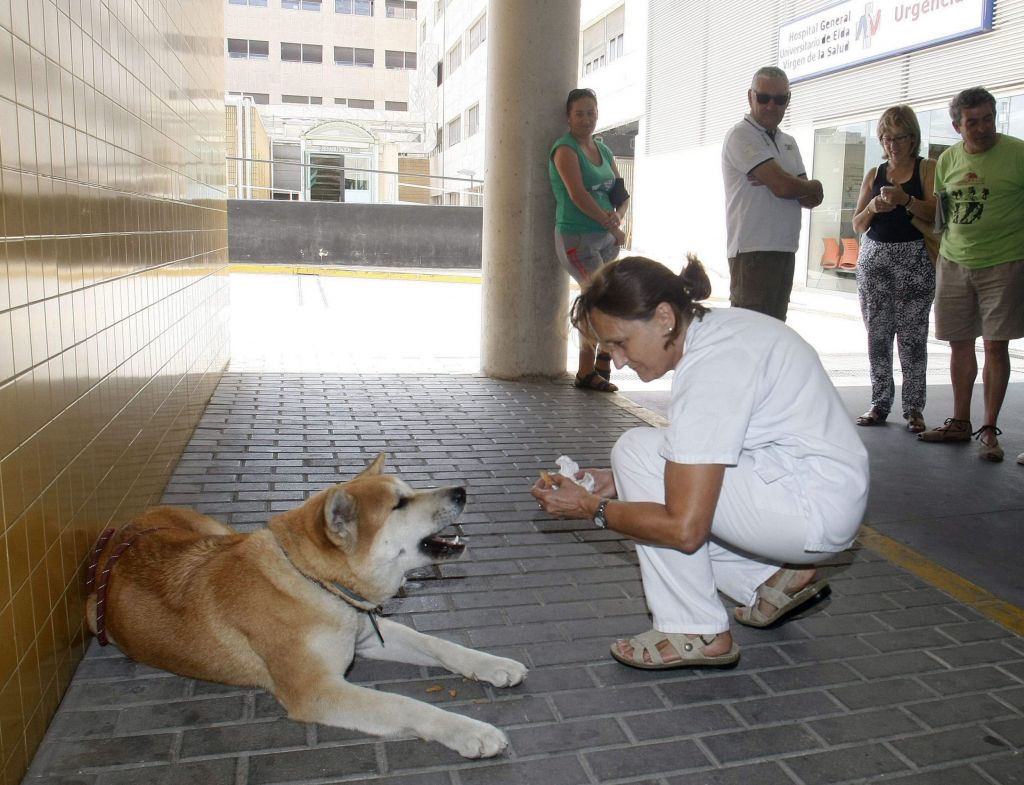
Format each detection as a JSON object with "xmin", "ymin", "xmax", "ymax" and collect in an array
[
  {"xmin": 610, "ymin": 630, "xmax": 740, "ymax": 670},
  {"xmin": 734, "ymin": 573, "xmax": 830, "ymax": 628}
]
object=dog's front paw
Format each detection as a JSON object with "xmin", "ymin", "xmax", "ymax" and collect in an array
[
  {"xmin": 446, "ymin": 718, "xmax": 510, "ymax": 759},
  {"xmin": 471, "ymin": 655, "xmax": 528, "ymax": 688}
]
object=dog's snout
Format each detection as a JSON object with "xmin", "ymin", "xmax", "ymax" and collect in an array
[{"xmin": 450, "ymin": 487, "xmax": 467, "ymax": 505}]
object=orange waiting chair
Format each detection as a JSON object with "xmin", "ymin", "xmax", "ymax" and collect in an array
[
  {"xmin": 820, "ymin": 237, "xmax": 841, "ymax": 269},
  {"xmin": 838, "ymin": 237, "xmax": 860, "ymax": 270}
]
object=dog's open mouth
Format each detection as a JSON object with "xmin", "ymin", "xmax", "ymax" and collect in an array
[{"xmin": 419, "ymin": 533, "xmax": 466, "ymax": 559}]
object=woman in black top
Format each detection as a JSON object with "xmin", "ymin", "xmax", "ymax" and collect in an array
[{"xmin": 851, "ymin": 105, "xmax": 936, "ymax": 433}]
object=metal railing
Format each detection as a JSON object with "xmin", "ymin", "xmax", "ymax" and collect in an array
[{"xmin": 226, "ymin": 155, "xmax": 483, "ymax": 206}]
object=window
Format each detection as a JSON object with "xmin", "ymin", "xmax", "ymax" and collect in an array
[
  {"xmin": 335, "ymin": 97, "xmax": 375, "ymax": 108},
  {"xmin": 336, "ymin": 0, "xmax": 373, "ymax": 14},
  {"xmin": 229, "ymin": 91, "xmax": 270, "ymax": 104},
  {"xmin": 804, "ymin": 102, "xmax": 969, "ymax": 294},
  {"xmin": 435, "ymin": 60, "xmax": 443, "ymax": 86},
  {"xmin": 419, "ymin": 20, "xmax": 427, "ymax": 42},
  {"xmin": 434, "ymin": 0, "xmax": 442, "ymax": 21},
  {"xmin": 282, "ymin": 0, "xmax": 321, "ymax": 9},
  {"xmin": 385, "ymin": 100, "xmax": 408, "ymax": 111},
  {"xmin": 228, "ymin": 0, "xmax": 267, "ymax": 6},
  {"xmin": 282, "ymin": 94, "xmax": 323, "ymax": 104},
  {"xmin": 281, "ymin": 42, "xmax": 323, "ymax": 63},
  {"xmin": 608, "ymin": 33, "xmax": 624, "ymax": 62},
  {"xmin": 385, "ymin": 50, "xmax": 416, "ymax": 69},
  {"xmin": 467, "ymin": 13, "xmax": 486, "ymax": 54},
  {"xmin": 434, "ymin": 126, "xmax": 443, "ymax": 152},
  {"xmin": 581, "ymin": 5, "xmax": 623, "ymax": 75},
  {"xmin": 446, "ymin": 115, "xmax": 461, "ymax": 148},
  {"xmin": 446, "ymin": 41, "xmax": 461, "ymax": 75},
  {"xmin": 334, "ymin": 46, "xmax": 374, "ymax": 67},
  {"xmin": 385, "ymin": 0, "xmax": 416, "ymax": 19},
  {"xmin": 227, "ymin": 38, "xmax": 269, "ymax": 58},
  {"xmin": 466, "ymin": 103, "xmax": 479, "ymax": 137}
]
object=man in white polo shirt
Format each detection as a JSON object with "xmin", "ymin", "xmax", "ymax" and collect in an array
[{"xmin": 722, "ymin": 66, "xmax": 824, "ymax": 321}]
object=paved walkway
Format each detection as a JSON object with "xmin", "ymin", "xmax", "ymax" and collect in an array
[{"xmin": 22, "ymin": 271, "xmax": 1024, "ymax": 785}]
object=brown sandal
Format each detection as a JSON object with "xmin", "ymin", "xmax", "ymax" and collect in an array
[
  {"xmin": 918, "ymin": 418, "xmax": 972, "ymax": 442},
  {"xmin": 905, "ymin": 410, "xmax": 926, "ymax": 433},
  {"xmin": 855, "ymin": 408, "xmax": 887, "ymax": 426},
  {"xmin": 574, "ymin": 371, "xmax": 618, "ymax": 393},
  {"xmin": 974, "ymin": 425, "xmax": 1004, "ymax": 462}
]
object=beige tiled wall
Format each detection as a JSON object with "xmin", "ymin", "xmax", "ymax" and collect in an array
[{"xmin": 0, "ymin": 2, "xmax": 229, "ymax": 783}]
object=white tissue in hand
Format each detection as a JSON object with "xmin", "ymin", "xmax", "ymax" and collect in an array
[{"xmin": 555, "ymin": 455, "xmax": 596, "ymax": 492}]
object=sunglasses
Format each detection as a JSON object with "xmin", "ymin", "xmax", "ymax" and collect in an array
[{"xmin": 753, "ymin": 91, "xmax": 790, "ymax": 106}]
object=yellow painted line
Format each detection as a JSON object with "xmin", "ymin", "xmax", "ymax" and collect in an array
[
  {"xmin": 857, "ymin": 525, "xmax": 1024, "ymax": 635},
  {"xmin": 228, "ymin": 263, "xmax": 481, "ymax": 284}
]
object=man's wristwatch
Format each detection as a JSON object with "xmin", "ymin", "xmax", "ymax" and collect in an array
[{"xmin": 593, "ymin": 498, "xmax": 610, "ymax": 529}]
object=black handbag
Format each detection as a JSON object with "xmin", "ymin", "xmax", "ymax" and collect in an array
[{"xmin": 609, "ymin": 177, "xmax": 630, "ymax": 209}]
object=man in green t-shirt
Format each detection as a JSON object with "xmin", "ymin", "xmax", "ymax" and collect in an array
[{"xmin": 919, "ymin": 87, "xmax": 1024, "ymax": 463}]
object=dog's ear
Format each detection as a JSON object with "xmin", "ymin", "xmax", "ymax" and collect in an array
[
  {"xmin": 324, "ymin": 489, "xmax": 359, "ymax": 549},
  {"xmin": 355, "ymin": 452, "xmax": 386, "ymax": 479}
]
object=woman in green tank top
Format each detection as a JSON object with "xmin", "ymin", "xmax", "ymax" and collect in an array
[{"xmin": 549, "ymin": 88, "xmax": 630, "ymax": 392}]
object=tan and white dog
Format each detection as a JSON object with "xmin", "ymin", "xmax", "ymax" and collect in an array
[{"xmin": 85, "ymin": 454, "xmax": 527, "ymax": 758}]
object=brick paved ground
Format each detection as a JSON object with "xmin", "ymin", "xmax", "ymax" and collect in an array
[{"xmin": 24, "ymin": 373, "xmax": 1024, "ymax": 785}]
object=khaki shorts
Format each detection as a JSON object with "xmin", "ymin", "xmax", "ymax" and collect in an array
[{"xmin": 934, "ymin": 255, "xmax": 1024, "ymax": 341}]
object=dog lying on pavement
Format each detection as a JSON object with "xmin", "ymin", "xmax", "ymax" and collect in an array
[{"xmin": 85, "ymin": 453, "xmax": 528, "ymax": 758}]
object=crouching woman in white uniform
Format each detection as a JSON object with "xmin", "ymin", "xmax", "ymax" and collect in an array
[{"xmin": 533, "ymin": 255, "xmax": 869, "ymax": 669}]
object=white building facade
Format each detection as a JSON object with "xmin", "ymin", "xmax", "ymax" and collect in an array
[
  {"xmin": 224, "ymin": 0, "xmax": 427, "ymax": 202},
  {"xmin": 412, "ymin": 0, "xmax": 644, "ymax": 206}
]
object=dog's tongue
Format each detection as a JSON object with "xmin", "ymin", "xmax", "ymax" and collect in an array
[{"xmin": 419, "ymin": 534, "xmax": 466, "ymax": 558}]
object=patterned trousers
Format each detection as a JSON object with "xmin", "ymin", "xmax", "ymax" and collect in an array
[{"xmin": 855, "ymin": 237, "xmax": 935, "ymax": 417}]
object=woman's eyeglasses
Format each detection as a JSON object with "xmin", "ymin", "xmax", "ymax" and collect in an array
[
  {"xmin": 753, "ymin": 92, "xmax": 790, "ymax": 106},
  {"xmin": 880, "ymin": 134, "xmax": 912, "ymax": 145}
]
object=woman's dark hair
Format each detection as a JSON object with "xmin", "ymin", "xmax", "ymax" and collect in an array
[
  {"xmin": 566, "ymin": 87, "xmax": 597, "ymax": 114},
  {"xmin": 570, "ymin": 255, "xmax": 711, "ymax": 348}
]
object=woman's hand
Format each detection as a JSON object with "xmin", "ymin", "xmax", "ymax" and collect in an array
[
  {"xmin": 611, "ymin": 227, "xmax": 626, "ymax": 246},
  {"xmin": 584, "ymin": 468, "xmax": 617, "ymax": 498},
  {"xmin": 601, "ymin": 211, "xmax": 620, "ymax": 230},
  {"xmin": 878, "ymin": 184, "xmax": 908, "ymax": 208},
  {"xmin": 532, "ymin": 475, "xmax": 597, "ymax": 519},
  {"xmin": 869, "ymin": 194, "xmax": 896, "ymax": 214}
]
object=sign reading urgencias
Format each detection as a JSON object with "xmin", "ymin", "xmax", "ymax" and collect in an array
[{"xmin": 778, "ymin": 0, "xmax": 993, "ymax": 83}]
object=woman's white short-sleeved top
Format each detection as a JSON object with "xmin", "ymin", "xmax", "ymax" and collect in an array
[{"xmin": 661, "ymin": 307, "xmax": 869, "ymax": 552}]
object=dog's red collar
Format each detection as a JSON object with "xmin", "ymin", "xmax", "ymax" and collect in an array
[
  {"xmin": 86, "ymin": 525, "xmax": 164, "ymax": 646},
  {"xmin": 274, "ymin": 540, "xmax": 386, "ymax": 646}
]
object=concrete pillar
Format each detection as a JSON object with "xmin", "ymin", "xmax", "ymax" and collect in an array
[{"xmin": 480, "ymin": 0, "xmax": 582, "ymax": 379}]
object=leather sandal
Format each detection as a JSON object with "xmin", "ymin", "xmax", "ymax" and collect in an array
[
  {"xmin": 574, "ymin": 371, "xmax": 618, "ymax": 393},
  {"xmin": 918, "ymin": 418, "xmax": 972, "ymax": 442},
  {"xmin": 974, "ymin": 425, "xmax": 1004, "ymax": 462},
  {"xmin": 595, "ymin": 351, "xmax": 613, "ymax": 381},
  {"xmin": 855, "ymin": 408, "xmax": 887, "ymax": 426},
  {"xmin": 734, "ymin": 569, "xmax": 830, "ymax": 628},
  {"xmin": 905, "ymin": 410, "xmax": 926, "ymax": 433},
  {"xmin": 610, "ymin": 630, "xmax": 740, "ymax": 670}
]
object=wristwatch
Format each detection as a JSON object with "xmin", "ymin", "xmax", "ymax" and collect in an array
[{"xmin": 593, "ymin": 498, "xmax": 610, "ymax": 529}]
